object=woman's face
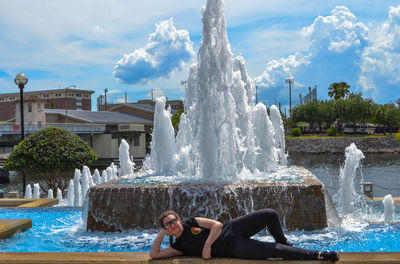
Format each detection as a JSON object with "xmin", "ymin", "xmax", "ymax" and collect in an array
[{"xmin": 162, "ymin": 214, "xmax": 183, "ymax": 237}]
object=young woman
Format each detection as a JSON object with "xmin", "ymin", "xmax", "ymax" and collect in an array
[{"xmin": 150, "ymin": 209, "xmax": 339, "ymax": 262}]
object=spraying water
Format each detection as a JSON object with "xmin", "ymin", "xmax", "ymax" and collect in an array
[
  {"xmin": 47, "ymin": 189, "xmax": 54, "ymax": 199},
  {"xmin": 383, "ymin": 194, "xmax": 395, "ymax": 223},
  {"xmin": 119, "ymin": 139, "xmax": 135, "ymax": 177},
  {"xmin": 145, "ymin": 0, "xmax": 286, "ymax": 182},
  {"xmin": 339, "ymin": 143, "xmax": 365, "ymax": 214},
  {"xmin": 270, "ymin": 105, "xmax": 287, "ymax": 165},
  {"xmin": 24, "ymin": 185, "xmax": 32, "ymax": 199},
  {"xmin": 56, "ymin": 188, "xmax": 63, "ymax": 204},
  {"xmin": 74, "ymin": 169, "xmax": 82, "ymax": 206},
  {"xmin": 67, "ymin": 179, "xmax": 74, "ymax": 206},
  {"xmin": 33, "ymin": 183, "xmax": 40, "ymax": 199}
]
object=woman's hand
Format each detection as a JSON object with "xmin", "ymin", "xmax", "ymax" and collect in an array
[
  {"xmin": 159, "ymin": 228, "xmax": 167, "ymax": 236},
  {"xmin": 202, "ymin": 244, "xmax": 211, "ymax": 259}
]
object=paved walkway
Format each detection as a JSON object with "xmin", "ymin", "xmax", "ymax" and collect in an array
[{"xmin": 0, "ymin": 252, "xmax": 399, "ymax": 263}]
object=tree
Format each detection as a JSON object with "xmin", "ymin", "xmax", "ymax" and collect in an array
[
  {"xmin": 376, "ymin": 105, "xmax": 386, "ymax": 134},
  {"xmin": 383, "ymin": 103, "xmax": 400, "ymax": 134},
  {"xmin": 4, "ymin": 127, "xmax": 97, "ymax": 194},
  {"xmin": 343, "ymin": 93, "xmax": 365, "ymax": 133},
  {"xmin": 328, "ymin": 82, "xmax": 351, "ymax": 101},
  {"xmin": 171, "ymin": 109, "xmax": 184, "ymax": 131}
]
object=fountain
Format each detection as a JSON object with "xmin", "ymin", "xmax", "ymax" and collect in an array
[
  {"xmin": 24, "ymin": 185, "xmax": 32, "ymax": 199},
  {"xmin": 339, "ymin": 143, "xmax": 365, "ymax": 214},
  {"xmin": 32, "ymin": 183, "xmax": 40, "ymax": 199},
  {"xmin": 383, "ymin": 194, "xmax": 395, "ymax": 223},
  {"xmin": 86, "ymin": 0, "xmax": 334, "ymax": 232},
  {"xmin": 47, "ymin": 189, "xmax": 53, "ymax": 199}
]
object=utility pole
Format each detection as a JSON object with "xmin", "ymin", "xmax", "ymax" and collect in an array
[
  {"xmin": 285, "ymin": 78, "xmax": 294, "ymax": 116},
  {"xmin": 125, "ymin": 91, "xmax": 127, "ymax": 104},
  {"xmin": 299, "ymin": 94, "xmax": 302, "ymax": 106}
]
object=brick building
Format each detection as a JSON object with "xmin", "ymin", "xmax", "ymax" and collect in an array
[{"xmin": 0, "ymin": 88, "xmax": 94, "ymax": 121}]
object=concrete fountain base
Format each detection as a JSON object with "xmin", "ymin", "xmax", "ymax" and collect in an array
[{"xmin": 86, "ymin": 166, "xmax": 337, "ymax": 232}]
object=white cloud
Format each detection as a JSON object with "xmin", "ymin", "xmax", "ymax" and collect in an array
[
  {"xmin": 302, "ymin": 6, "xmax": 369, "ymax": 54},
  {"xmin": 146, "ymin": 88, "xmax": 165, "ymax": 99},
  {"xmin": 255, "ymin": 6, "xmax": 370, "ymax": 107},
  {"xmin": 359, "ymin": 5, "xmax": 400, "ymax": 100},
  {"xmin": 116, "ymin": 97, "xmax": 126, "ymax": 103},
  {"xmin": 106, "ymin": 89, "xmax": 121, "ymax": 95},
  {"xmin": 254, "ymin": 52, "xmax": 310, "ymax": 88},
  {"xmin": 113, "ymin": 18, "xmax": 195, "ymax": 85},
  {"xmin": 93, "ymin": 25, "xmax": 104, "ymax": 33}
]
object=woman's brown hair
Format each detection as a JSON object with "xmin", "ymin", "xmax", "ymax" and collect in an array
[{"xmin": 158, "ymin": 210, "xmax": 180, "ymax": 246}]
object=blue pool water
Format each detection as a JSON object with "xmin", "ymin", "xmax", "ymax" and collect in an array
[{"xmin": 1, "ymin": 207, "xmax": 399, "ymax": 252}]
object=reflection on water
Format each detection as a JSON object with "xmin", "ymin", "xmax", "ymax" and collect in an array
[{"xmin": 288, "ymin": 153, "xmax": 400, "ymax": 197}]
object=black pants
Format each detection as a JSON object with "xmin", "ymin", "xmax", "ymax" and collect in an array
[{"xmin": 230, "ymin": 209, "xmax": 319, "ymax": 260}]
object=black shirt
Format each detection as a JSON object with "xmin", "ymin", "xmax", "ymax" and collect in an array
[{"xmin": 171, "ymin": 217, "xmax": 234, "ymax": 257}]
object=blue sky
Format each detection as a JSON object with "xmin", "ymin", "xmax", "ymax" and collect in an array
[{"xmin": 0, "ymin": 0, "xmax": 399, "ymax": 112}]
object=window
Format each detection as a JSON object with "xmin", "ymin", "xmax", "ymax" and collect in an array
[
  {"xmin": 38, "ymin": 104, "xmax": 41, "ymax": 112},
  {"xmin": 76, "ymin": 93, "xmax": 82, "ymax": 97},
  {"xmin": 28, "ymin": 103, "xmax": 32, "ymax": 112}
]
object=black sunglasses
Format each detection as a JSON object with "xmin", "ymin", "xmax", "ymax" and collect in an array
[{"xmin": 164, "ymin": 218, "xmax": 178, "ymax": 228}]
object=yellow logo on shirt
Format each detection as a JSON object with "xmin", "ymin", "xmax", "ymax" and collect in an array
[{"xmin": 191, "ymin": 227, "xmax": 202, "ymax": 235}]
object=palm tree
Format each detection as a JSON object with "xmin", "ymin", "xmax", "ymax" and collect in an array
[{"xmin": 328, "ymin": 82, "xmax": 350, "ymax": 101}]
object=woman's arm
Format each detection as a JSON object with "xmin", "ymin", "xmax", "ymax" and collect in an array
[
  {"xmin": 195, "ymin": 217, "xmax": 223, "ymax": 259},
  {"xmin": 149, "ymin": 229, "xmax": 182, "ymax": 259}
]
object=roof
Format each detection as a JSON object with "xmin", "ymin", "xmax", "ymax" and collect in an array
[
  {"xmin": 108, "ymin": 103, "xmax": 155, "ymax": 112},
  {"xmin": 0, "ymin": 88, "xmax": 94, "ymax": 97},
  {"xmin": 45, "ymin": 109, "xmax": 153, "ymax": 124}
]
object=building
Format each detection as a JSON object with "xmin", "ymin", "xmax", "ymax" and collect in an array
[
  {"xmin": 45, "ymin": 109, "xmax": 153, "ymax": 160},
  {"xmin": 1, "ymin": 94, "xmax": 154, "ymax": 162},
  {"xmin": 97, "ymin": 97, "xmax": 184, "ymax": 113},
  {"xmin": 0, "ymin": 88, "xmax": 94, "ymax": 121}
]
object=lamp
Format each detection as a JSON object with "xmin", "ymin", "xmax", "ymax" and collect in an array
[{"xmin": 14, "ymin": 73, "xmax": 28, "ymax": 197}]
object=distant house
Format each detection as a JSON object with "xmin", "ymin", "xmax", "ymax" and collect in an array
[
  {"xmin": 1, "ymin": 96, "xmax": 154, "ymax": 162},
  {"xmin": 45, "ymin": 109, "xmax": 153, "ymax": 160},
  {"xmin": 0, "ymin": 88, "xmax": 94, "ymax": 121}
]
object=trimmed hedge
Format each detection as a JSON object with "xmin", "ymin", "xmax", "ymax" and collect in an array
[{"xmin": 291, "ymin": 127, "xmax": 301, "ymax": 137}]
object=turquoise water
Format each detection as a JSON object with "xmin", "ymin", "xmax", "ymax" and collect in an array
[{"xmin": 1, "ymin": 207, "xmax": 399, "ymax": 252}]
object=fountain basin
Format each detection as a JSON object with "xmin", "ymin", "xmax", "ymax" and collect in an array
[{"xmin": 87, "ymin": 166, "xmax": 333, "ymax": 232}]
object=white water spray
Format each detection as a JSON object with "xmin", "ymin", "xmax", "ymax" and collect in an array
[
  {"xmin": 145, "ymin": 0, "xmax": 285, "ymax": 182},
  {"xmin": 339, "ymin": 143, "xmax": 365, "ymax": 214},
  {"xmin": 47, "ymin": 189, "xmax": 53, "ymax": 199},
  {"xmin": 119, "ymin": 139, "xmax": 135, "ymax": 176},
  {"xmin": 24, "ymin": 185, "xmax": 32, "ymax": 199},
  {"xmin": 73, "ymin": 169, "xmax": 82, "ymax": 206},
  {"xmin": 383, "ymin": 194, "xmax": 395, "ymax": 223},
  {"xmin": 56, "ymin": 188, "xmax": 63, "ymax": 204},
  {"xmin": 67, "ymin": 179, "xmax": 74, "ymax": 206},
  {"xmin": 270, "ymin": 105, "xmax": 287, "ymax": 165},
  {"xmin": 33, "ymin": 183, "xmax": 40, "ymax": 199}
]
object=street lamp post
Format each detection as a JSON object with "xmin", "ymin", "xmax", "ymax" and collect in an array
[
  {"xmin": 14, "ymin": 73, "xmax": 28, "ymax": 197},
  {"xmin": 285, "ymin": 78, "xmax": 294, "ymax": 116}
]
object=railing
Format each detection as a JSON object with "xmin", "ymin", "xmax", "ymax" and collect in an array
[{"xmin": 0, "ymin": 123, "xmax": 106, "ymax": 135}]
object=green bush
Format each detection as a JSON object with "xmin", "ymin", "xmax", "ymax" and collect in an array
[
  {"xmin": 327, "ymin": 127, "xmax": 337, "ymax": 136},
  {"xmin": 395, "ymin": 130, "xmax": 400, "ymax": 141},
  {"xmin": 291, "ymin": 127, "xmax": 301, "ymax": 137},
  {"xmin": 4, "ymin": 127, "xmax": 97, "ymax": 193}
]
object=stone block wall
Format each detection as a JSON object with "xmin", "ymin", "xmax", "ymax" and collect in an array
[
  {"xmin": 86, "ymin": 166, "xmax": 331, "ymax": 232},
  {"xmin": 286, "ymin": 137, "xmax": 400, "ymax": 154}
]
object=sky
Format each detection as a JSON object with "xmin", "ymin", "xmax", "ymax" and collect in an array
[{"xmin": 0, "ymin": 0, "xmax": 399, "ymax": 112}]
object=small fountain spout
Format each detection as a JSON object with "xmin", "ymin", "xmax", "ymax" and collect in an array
[{"xmin": 383, "ymin": 194, "xmax": 395, "ymax": 223}]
